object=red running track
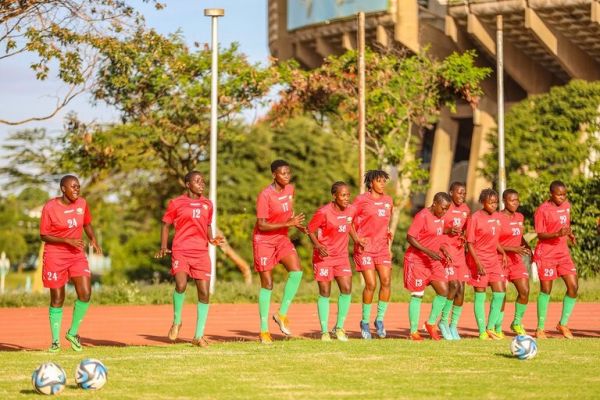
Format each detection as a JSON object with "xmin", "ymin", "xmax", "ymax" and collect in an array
[{"xmin": 1, "ymin": 302, "xmax": 599, "ymax": 350}]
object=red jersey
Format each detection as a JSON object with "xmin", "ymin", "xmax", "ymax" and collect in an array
[
  {"xmin": 40, "ymin": 197, "xmax": 92, "ymax": 256},
  {"xmin": 405, "ymin": 207, "xmax": 447, "ymax": 262},
  {"xmin": 162, "ymin": 195, "xmax": 213, "ymax": 254},
  {"xmin": 444, "ymin": 203, "xmax": 470, "ymax": 249},
  {"xmin": 352, "ymin": 192, "xmax": 393, "ymax": 254},
  {"xmin": 308, "ymin": 203, "xmax": 356, "ymax": 264},
  {"xmin": 253, "ymin": 184, "xmax": 294, "ymax": 237},
  {"xmin": 498, "ymin": 211, "xmax": 525, "ymax": 264},
  {"xmin": 466, "ymin": 210, "xmax": 501, "ymax": 267},
  {"xmin": 534, "ymin": 200, "xmax": 572, "ymax": 260}
]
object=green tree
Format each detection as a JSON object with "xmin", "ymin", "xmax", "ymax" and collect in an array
[{"xmin": 482, "ymin": 80, "xmax": 600, "ymax": 276}]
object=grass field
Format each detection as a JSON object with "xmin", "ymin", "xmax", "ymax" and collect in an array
[{"xmin": 1, "ymin": 339, "xmax": 600, "ymax": 399}]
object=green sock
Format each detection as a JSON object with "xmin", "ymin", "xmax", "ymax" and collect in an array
[
  {"xmin": 450, "ymin": 305, "xmax": 463, "ymax": 328},
  {"xmin": 559, "ymin": 295, "xmax": 577, "ymax": 326},
  {"xmin": 486, "ymin": 292, "xmax": 505, "ymax": 330},
  {"xmin": 259, "ymin": 288, "xmax": 272, "ymax": 332},
  {"xmin": 537, "ymin": 292, "xmax": 550, "ymax": 329},
  {"xmin": 336, "ymin": 294, "xmax": 351, "ymax": 329},
  {"xmin": 408, "ymin": 296, "xmax": 422, "ymax": 333},
  {"xmin": 49, "ymin": 307, "xmax": 63, "ymax": 343},
  {"xmin": 173, "ymin": 291, "xmax": 185, "ymax": 325},
  {"xmin": 440, "ymin": 298, "xmax": 453, "ymax": 324},
  {"xmin": 279, "ymin": 271, "xmax": 303, "ymax": 316},
  {"xmin": 361, "ymin": 303, "xmax": 372, "ymax": 324},
  {"xmin": 376, "ymin": 301, "xmax": 388, "ymax": 322},
  {"xmin": 474, "ymin": 292, "xmax": 486, "ymax": 334},
  {"xmin": 317, "ymin": 296, "xmax": 330, "ymax": 333},
  {"xmin": 427, "ymin": 295, "xmax": 447, "ymax": 324},
  {"xmin": 513, "ymin": 302, "xmax": 527, "ymax": 326},
  {"xmin": 68, "ymin": 299, "xmax": 90, "ymax": 336},
  {"xmin": 495, "ymin": 311, "xmax": 505, "ymax": 331},
  {"xmin": 194, "ymin": 302, "xmax": 210, "ymax": 338}
]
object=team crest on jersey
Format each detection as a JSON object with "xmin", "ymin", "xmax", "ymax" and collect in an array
[
  {"xmin": 496, "ymin": 220, "xmax": 501, "ymax": 225},
  {"xmin": 202, "ymin": 204, "xmax": 208, "ymax": 210},
  {"xmin": 76, "ymin": 208, "xmax": 84, "ymax": 215},
  {"xmin": 463, "ymin": 212, "xmax": 467, "ymax": 218},
  {"xmin": 346, "ymin": 217, "xmax": 353, "ymax": 223},
  {"xmin": 384, "ymin": 203, "xmax": 391, "ymax": 209}
]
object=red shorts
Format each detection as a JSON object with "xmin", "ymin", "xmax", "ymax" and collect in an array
[
  {"xmin": 42, "ymin": 252, "xmax": 89, "ymax": 289},
  {"xmin": 253, "ymin": 234, "xmax": 296, "ymax": 272},
  {"xmin": 467, "ymin": 257, "xmax": 505, "ymax": 288},
  {"xmin": 503, "ymin": 254, "xmax": 529, "ymax": 281},
  {"xmin": 445, "ymin": 250, "xmax": 470, "ymax": 282},
  {"xmin": 313, "ymin": 258, "xmax": 353, "ymax": 282},
  {"xmin": 403, "ymin": 253, "xmax": 446, "ymax": 292},
  {"xmin": 353, "ymin": 251, "xmax": 392, "ymax": 272},
  {"xmin": 536, "ymin": 256, "xmax": 576, "ymax": 281},
  {"xmin": 171, "ymin": 251, "xmax": 211, "ymax": 281}
]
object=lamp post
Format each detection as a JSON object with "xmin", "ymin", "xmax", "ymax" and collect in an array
[
  {"xmin": 204, "ymin": 8, "xmax": 224, "ymax": 294},
  {"xmin": 497, "ymin": 14, "xmax": 506, "ymax": 207}
]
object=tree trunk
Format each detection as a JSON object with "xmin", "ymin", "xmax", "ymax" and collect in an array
[{"xmin": 216, "ymin": 228, "xmax": 252, "ymax": 284}]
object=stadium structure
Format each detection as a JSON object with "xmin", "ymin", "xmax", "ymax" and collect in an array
[{"xmin": 268, "ymin": 0, "xmax": 600, "ymax": 206}]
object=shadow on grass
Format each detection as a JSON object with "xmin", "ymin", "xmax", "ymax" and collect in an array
[
  {"xmin": 0, "ymin": 342, "xmax": 34, "ymax": 351},
  {"xmin": 494, "ymin": 352, "xmax": 518, "ymax": 359},
  {"xmin": 83, "ymin": 338, "xmax": 127, "ymax": 347}
]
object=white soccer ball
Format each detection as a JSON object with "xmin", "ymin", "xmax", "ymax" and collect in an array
[
  {"xmin": 31, "ymin": 362, "xmax": 67, "ymax": 395},
  {"xmin": 510, "ymin": 334, "xmax": 538, "ymax": 360},
  {"xmin": 75, "ymin": 358, "xmax": 108, "ymax": 390}
]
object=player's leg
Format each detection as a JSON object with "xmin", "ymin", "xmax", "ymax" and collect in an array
[
  {"xmin": 192, "ymin": 278, "xmax": 210, "ymax": 347},
  {"xmin": 439, "ymin": 278, "xmax": 458, "ymax": 339},
  {"xmin": 486, "ymin": 280, "xmax": 506, "ymax": 339},
  {"xmin": 423, "ymin": 280, "xmax": 448, "ymax": 340},
  {"xmin": 317, "ymin": 280, "xmax": 332, "ymax": 341},
  {"xmin": 48, "ymin": 286, "xmax": 65, "ymax": 353},
  {"xmin": 510, "ymin": 278, "xmax": 529, "ymax": 335},
  {"xmin": 557, "ymin": 273, "xmax": 578, "ymax": 339},
  {"xmin": 473, "ymin": 286, "xmax": 488, "ymax": 338},
  {"xmin": 169, "ymin": 270, "xmax": 188, "ymax": 341},
  {"xmin": 374, "ymin": 263, "xmax": 391, "ymax": 338},
  {"xmin": 274, "ymin": 250, "xmax": 303, "ymax": 335},
  {"xmin": 333, "ymin": 275, "xmax": 352, "ymax": 341},
  {"xmin": 360, "ymin": 269, "xmax": 376, "ymax": 339},
  {"xmin": 449, "ymin": 280, "xmax": 465, "ymax": 340},
  {"xmin": 536, "ymin": 278, "xmax": 553, "ymax": 338},
  {"xmin": 66, "ymin": 275, "xmax": 92, "ymax": 351},
  {"xmin": 258, "ymin": 270, "xmax": 274, "ymax": 344}
]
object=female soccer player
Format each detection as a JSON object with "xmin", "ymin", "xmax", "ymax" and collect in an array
[
  {"xmin": 253, "ymin": 160, "xmax": 306, "ymax": 344},
  {"xmin": 438, "ymin": 182, "xmax": 470, "ymax": 340},
  {"xmin": 353, "ymin": 170, "xmax": 394, "ymax": 339},
  {"xmin": 496, "ymin": 189, "xmax": 531, "ymax": 336},
  {"xmin": 534, "ymin": 180, "xmax": 578, "ymax": 339},
  {"xmin": 404, "ymin": 192, "xmax": 452, "ymax": 340},
  {"xmin": 466, "ymin": 188, "xmax": 507, "ymax": 340},
  {"xmin": 307, "ymin": 181, "xmax": 364, "ymax": 342},
  {"xmin": 40, "ymin": 175, "xmax": 102, "ymax": 353},
  {"xmin": 155, "ymin": 171, "xmax": 223, "ymax": 348}
]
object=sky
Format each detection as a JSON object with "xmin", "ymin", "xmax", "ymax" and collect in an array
[{"xmin": 0, "ymin": 0, "xmax": 270, "ymax": 143}]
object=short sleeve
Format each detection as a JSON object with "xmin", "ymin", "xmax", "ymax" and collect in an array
[
  {"xmin": 466, "ymin": 214, "xmax": 477, "ymax": 243},
  {"xmin": 39, "ymin": 202, "xmax": 52, "ymax": 235},
  {"xmin": 534, "ymin": 206, "xmax": 546, "ymax": 234},
  {"xmin": 162, "ymin": 200, "xmax": 177, "ymax": 224},
  {"xmin": 407, "ymin": 212, "xmax": 425, "ymax": 238},
  {"xmin": 256, "ymin": 191, "xmax": 270, "ymax": 219},
  {"xmin": 307, "ymin": 208, "xmax": 326, "ymax": 234},
  {"xmin": 206, "ymin": 201, "xmax": 214, "ymax": 225},
  {"xmin": 83, "ymin": 203, "xmax": 92, "ymax": 225}
]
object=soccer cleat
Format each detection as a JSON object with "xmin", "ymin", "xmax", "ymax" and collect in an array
[
  {"xmin": 273, "ymin": 313, "xmax": 292, "ymax": 336},
  {"xmin": 359, "ymin": 321, "xmax": 372, "ymax": 339},
  {"xmin": 191, "ymin": 336, "xmax": 209, "ymax": 348},
  {"xmin": 510, "ymin": 323, "xmax": 526, "ymax": 335},
  {"xmin": 409, "ymin": 331, "xmax": 424, "ymax": 341},
  {"xmin": 374, "ymin": 319, "xmax": 386, "ymax": 338},
  {"xmin": 479, "ymin": 331, "xmax": 490, "ymax": 340},
  {"xmin": 332, "ymin": 327, "xmax": 349, "ymax": 342},
  {"xmin": 494, "ymin": 329, "xmax": 505, "ymax": 339},
  {"xmin": 65, "ymin": 331, "xmax": 83, "ymax": 352},
  {"xmin": 449, "ymin": 325, "xmax": 461, "ymax": 340},
  {"xmin": 168, "ymin": 323, "xmax": 182, "ymax": 341},
  {"xmin": 438, "ymin": 321, "xmax": 453, "ymax": 340},
  {"xmin": 48, "ymin": 341, "xmax": 60, "ymax": 353},
  {"xmin": 259, "ymin": 331, "xmax": 273, "ymax": 345},
  {"xmin": 556, "ymin": 324, "xmax": 574, "ymax": 339},
  {"xmin": 424, "ymin": 322, "xmax": 441, "ymax": 340},
  {"xmin": 486, "ymin": 329, "xmax": 502, "ymax": 340},
  {"xmin": 321, "ymin": 332, "xmax": 332, "ymax": 342},
  {"xmin": 535, "ymin": 328, "xmax": 547, "ymax": 339}
]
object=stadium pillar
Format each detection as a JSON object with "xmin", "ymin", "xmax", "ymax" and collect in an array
[
  {"xmin": 357, "ymin": 12, "xmax": 366, "ymax": 193},
  {"xmin": 496, "ymin": 15, "xmax": 506, "ymax": 207},
  {"xmin": 205, "ymin": 8, "xmax": 224, "ymax": 294}
]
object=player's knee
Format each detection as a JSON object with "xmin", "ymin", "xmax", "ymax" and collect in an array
[
  {"xmin": 50, "ymin": 298, "xmax": 64, "ymax": 308},
  {"xmin": 339, "ymin": 284, "xmax": 352, "ymax": 295},
  {"xmin": 411, "ymin": 291, "xmax": 424, "ymax": 297},
  {"xmin": 567, "ymin": 284, "xmax": 578, "ymax": 298},
  {"xmin": 78, "ymin": 291, "xmax": 91, "ymax": 302},
  {"xmin": 198, "ymin": 292, "xmax": 210, "ymax": 303},
  {"xmin": 175, "ymin": 283, "xmax": 187, "ymax": 293},
  {"xmin": 319, "ymin": 288, "xmax": 331, "ymax": 298},
  {"xmin": 364, "ymin": 281, "xmax": 376, "ymax": 292},
  {"xmin": 261, "ymin": 281, "xmax": 273, "ymax": 291}
]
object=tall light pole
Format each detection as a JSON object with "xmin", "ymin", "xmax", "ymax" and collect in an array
[
  {"xmin": 496, "ymin": 14, "xmax": 506, "ymax": 207},
  {"xmin": 357, "ymin": 12, "xmax": 366, "ymax": 193},
  {"xmin": 204, "ymin": 7, "xmax": 224, "ymax": 293}
]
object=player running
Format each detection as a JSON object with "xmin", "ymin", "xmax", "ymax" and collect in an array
[
  {"xmin": 466, "ymin": 188, "xmax": 508, "ymax": 340},
  {"xmin": 253, "ymin": 160, "xmax": 306, "ymax": 344},
  {"xmin": 307, "ymin": 182, "xmax": 365, "ymax": 342},
  {"xmin": 496, "ymin": 189, "xmax": 531, "ymax": 337},
  {"xmin": 534, "ymin": 181, "xmax": 578, "ymax": 339},
  {"xmin": 40, "ymin": 175, "xmax": 102, "ymax": 353},
  {"xmin": 404, "ymin": 192, "xmax": 452, "ymax": 341},
  {"xmin": 155, "ymin": 171, "xmax": 223, "ymax": 348},
  {"xmin": 438, "ymin": 182, "xmax": 470, "ymax": 340},
  {"xmin": 353, "ymin": 170, "xmax": 394, "ymax": 339}
]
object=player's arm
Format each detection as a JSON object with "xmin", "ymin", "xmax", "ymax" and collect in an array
[
  {"xmin": 155, "ymin": 222, "xmax": 172, "ymax": 258},
  {"xmin": 496, "ymin": 243, "xmax": 507, "ymax": 267},
  {"xmin": 439, "ymin": 243, "xmax": 453, "ymax": 264},
  {"xmin": 406, "ymin": 234, "xmax": 441, "ymax": 261},
  {"xmin": 256, "ymin": 213, "xmax": 306, "ymax": 233},
  {"xmin": 40, "ymin": 234, "xmax": 84, "ymax": 250},
  {"xmin": 207, "ymin": 224, "xmax": 224, "ymax": 246},
  {"xmin": 349, "ymin": 224, "xmax": 367, "ymax": 250},
  {"xmin": 83, "ymin": 224, "xmax": 102, "ymax": 254},
  {"xmin": 466, "ymin": 242, "xmax": 485, "ymax": 276},
  {"xmin": 308, "ymin": 232, "xmax": 328, "ymax": 257}
]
